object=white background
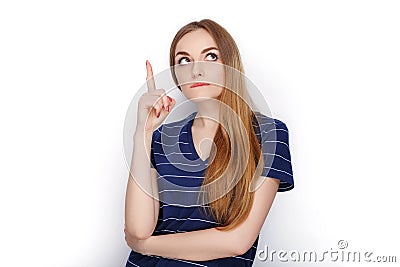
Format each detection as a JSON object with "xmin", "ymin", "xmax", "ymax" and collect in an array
[{"xmin": 0, "ymin": 1, "xmax": 399, "ymax": 266}]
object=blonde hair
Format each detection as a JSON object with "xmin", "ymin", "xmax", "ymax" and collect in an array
[{"xmin": 169, "ymin": 19, "xmax": 264, "ymax": 231}]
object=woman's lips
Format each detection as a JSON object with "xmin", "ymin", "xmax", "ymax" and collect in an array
[{"xmin": 190, "ymin": 82, "xmax": 210, "ymax": 88}]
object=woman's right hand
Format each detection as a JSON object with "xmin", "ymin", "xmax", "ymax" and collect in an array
[{"xmin": 136, "ymin": 60, "xmax": 176, "ymax": 135}]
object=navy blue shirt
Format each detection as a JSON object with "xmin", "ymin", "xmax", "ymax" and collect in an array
[{"xmin": 126, "ymin": 111, "xmax": 294, "ymax": 266}]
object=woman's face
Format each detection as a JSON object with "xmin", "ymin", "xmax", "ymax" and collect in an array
[{"xmin": 174, "ymin": 29, "xmax": 224, "ymax": 102}]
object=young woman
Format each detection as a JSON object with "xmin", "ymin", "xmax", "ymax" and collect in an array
[{"xmin": 124, "ymin": 19, "xmax": 294, "ymax": 267}]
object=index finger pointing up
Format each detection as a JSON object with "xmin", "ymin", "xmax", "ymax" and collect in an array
[{"xmin": 146, "ymin": 60, "xmax": 156, "ymax": 92}]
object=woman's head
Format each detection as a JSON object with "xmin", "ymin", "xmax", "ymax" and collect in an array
[
  {"xmin": 172, "ymin": 28, "xmax": 223, "ymax": 102},
  {"xmin": 169, "ymin": 19, "xmax": 245, "ymax": 102}
]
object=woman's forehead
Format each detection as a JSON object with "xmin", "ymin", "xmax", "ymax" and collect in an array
[{"xmin": 175, "ymin": 29, "xmax": 218, "ymax": 54}]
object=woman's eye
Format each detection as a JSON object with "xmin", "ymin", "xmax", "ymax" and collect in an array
[
  {"xmin": 206, "ymin": 52, "xmax": 218, "ymax": 61},
  {"xmin": 178, "ymin": 57, "xmax": 190, "ymax": 65}
]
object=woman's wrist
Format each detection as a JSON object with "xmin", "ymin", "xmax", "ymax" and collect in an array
[{"xmin": 134, "ymin": 125, "xmax": 153, "ymax": 141}]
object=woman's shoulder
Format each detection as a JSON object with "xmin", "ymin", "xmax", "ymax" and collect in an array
[
  {"xmin": 253, "ymin": 111, "xmax": 289, "ymax": 133},
  {"xmin": 151, "ymin": 112, "xmax": 196, "ymax": 140}
]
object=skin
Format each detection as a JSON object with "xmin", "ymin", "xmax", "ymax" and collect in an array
[
  {"xmin": 174, "ymin": 28, "xmax": 225, "ymax": 160},
  {"xmin": 124, "ymin": 29, "xmax": 281, "ymax": 261}
]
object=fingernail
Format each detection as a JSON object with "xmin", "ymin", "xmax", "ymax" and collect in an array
[
  {"xmin": 167, "ymin": 96, "xmax": 172, "ymax": 102},
  {"xmin": 166, "ymin": 106, "xmax": 169, "ymax": 112}
]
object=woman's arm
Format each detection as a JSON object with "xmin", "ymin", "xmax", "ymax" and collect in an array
[
  {"xmin": 129, "ymin": 176, "xmax": 280, "ymax": 261},
  {"xmin": 124, "ymin": 128, "xmax": 159, "ymax": 240}
]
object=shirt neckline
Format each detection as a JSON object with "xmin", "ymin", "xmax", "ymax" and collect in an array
[{"xmin": 187, "ymin": 112, "xmax": 209, "ymax": 164}]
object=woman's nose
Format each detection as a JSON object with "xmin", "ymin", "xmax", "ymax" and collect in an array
[{"xmin": 191, "ymin": 61, "xmax": 204, "ymax": 79}]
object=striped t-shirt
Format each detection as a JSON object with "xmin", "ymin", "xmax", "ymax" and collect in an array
[{"xmin": 126, "ymin": 111, "xmax": 294, "ymax": 267}]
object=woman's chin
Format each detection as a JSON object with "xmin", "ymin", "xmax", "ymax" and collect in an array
[{"xmin": 187, "ymin": 95, "xmax": 220, "ymax": 102}]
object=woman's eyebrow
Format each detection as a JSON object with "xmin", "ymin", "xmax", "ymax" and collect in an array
[{"xmin": 175, "ymin": 46, "xmax": 219, "ymax": 57}]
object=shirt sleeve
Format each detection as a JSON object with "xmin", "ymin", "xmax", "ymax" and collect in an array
[{"xmin": 259, "ymin": 119, "xmax": 294, "ymax": 192}]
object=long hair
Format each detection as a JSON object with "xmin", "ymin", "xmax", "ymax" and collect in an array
[{"xmin": 169, "ymin": 19, "xmax": 264, "ymax": 231}]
